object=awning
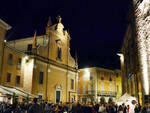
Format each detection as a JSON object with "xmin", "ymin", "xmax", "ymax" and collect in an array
[
  {"xmin": 0, "ymin": 87, "xmax": 13, "ymax": 95},
  {"xmin": 14, "ymin": 87, "xmax": 37, "ymax": 98},
  {"xmin": 0, "ymin": 85, "xmax": 37, "ymax": 98}
]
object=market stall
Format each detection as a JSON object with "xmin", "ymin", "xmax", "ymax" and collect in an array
[
  {"xmin": 115, "ymin": 93, "xmax": 137, "ymax": 113},
  {"xmin": 0, "ymin": 85, "xmax": 37, "ymax": 104}
]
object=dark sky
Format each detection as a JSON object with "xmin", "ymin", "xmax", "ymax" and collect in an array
[{"xmin": 0, "ymin": 0, "xmax": 130, "ymax": 69}]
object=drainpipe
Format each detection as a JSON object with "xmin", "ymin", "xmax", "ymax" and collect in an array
[
  {"xmin": 66, "ymin": 37, "xmax": 69, "ymax": 102},
  {"xmin": 46, "ymin": 35, "xmax": 50, "ymax": 102}
]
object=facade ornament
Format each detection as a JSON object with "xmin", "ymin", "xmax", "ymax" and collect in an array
[
  {"xmin": 33, "ymin": 30, "xmax": 37, "ymax": 49},
  {"xmin": 55, "ymin": 84, "xmax": 62, "ymax": 90},
  {"xmin": 47, "ymin": 16, "xmax": 52, "ymax": 27},
  {"xmin": 57, "ymin": 15, "xmax": 62, "ymax": 23}
]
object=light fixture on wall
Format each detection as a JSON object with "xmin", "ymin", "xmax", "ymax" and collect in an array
[
  {"xmin": 48, "ymin": 69, "xmax": 51, "ymax": 72},
  {"xmin": 24, "ymin": 56, "xmax": 29, "ymax": 63},
  {"xmin": 117, "ymin": 53, "xmax": 124, "ymax": 63}
]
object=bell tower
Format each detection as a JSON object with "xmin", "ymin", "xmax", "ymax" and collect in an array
[{"xmin": 44, "ymin": 16, "xmax": 75, "ymax": 67}]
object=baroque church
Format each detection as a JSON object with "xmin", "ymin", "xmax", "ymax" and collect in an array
[{"xmin": 0, "ymin": 16, "xmax": 78, "ymax": 103}]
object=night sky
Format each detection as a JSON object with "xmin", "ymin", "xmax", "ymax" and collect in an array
[{"xmin": 0, "ymin": 0, "xmax": 131, "ymax": 69}]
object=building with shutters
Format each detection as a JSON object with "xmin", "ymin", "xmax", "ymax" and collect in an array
[{"xmin": 78, "ymin": 67, "xmax": 122, "ymax": 104}]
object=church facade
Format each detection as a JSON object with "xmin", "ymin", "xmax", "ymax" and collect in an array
[{"xmin": 0, "ymin": 16, "xmax": 78, "ymax": 103}]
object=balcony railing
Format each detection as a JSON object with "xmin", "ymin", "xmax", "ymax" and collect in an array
[
  {"xmin": 97, "ymin": 91, "xmax": 117, "ymax": 97},
  {"xmin": 86, "ymin": 90, "xmax": 95, "ymax": 95},
  {"xmin": 86, "ymin": 90, "xmax": 117, "ymax": 97}
]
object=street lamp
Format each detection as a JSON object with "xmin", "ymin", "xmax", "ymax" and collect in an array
[{"xmin": 117, "ymin": 53, "xmax": 124, "ymax": 63}]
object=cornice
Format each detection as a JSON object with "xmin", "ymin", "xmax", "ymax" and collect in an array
[{"xmin": 0, "ymin": 19, "xmax": 11, "ymax": 30}]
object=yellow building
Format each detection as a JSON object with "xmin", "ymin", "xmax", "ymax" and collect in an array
[
  {"xmin": 0, "ymin": 16, "xmax": 78, "ymax": 103},
  {"xmin": 78, "ymin": 67, "xmax": 122, "ymax": 104}
]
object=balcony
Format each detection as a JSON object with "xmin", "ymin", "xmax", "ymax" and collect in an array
[
  {"xmin": 86, "ymin": 90, "xmax": 95, "ymax": 95},
  {"xmin": 86, "ymin": 90, "xmax": 117, "ymax": 97},
  {"xmin": 97, "ymin": 91, "xmax": 117, "ymax": 97},
  {"xmin": 16, "ymin": 64, "xmax": 21, "ymax": 70}
]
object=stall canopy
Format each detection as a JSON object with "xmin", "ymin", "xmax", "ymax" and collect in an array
[
  {"xmin": 0, "ymin": 86, "xmax": 13, "ymax": 95},
  {"xmin": 0, "ymin": 85, "xmax": 36, "ymax": 98},
  {"xmin": 115, "ymin": 93, "xmax": 137, "ymax": 113}
]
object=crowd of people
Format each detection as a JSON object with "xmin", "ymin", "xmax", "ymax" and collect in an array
[{"xmin": 0, "ymin": 98, "xmax": 149, "ymax": 113}]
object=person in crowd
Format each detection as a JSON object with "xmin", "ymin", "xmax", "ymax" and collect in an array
[
  {"xmin": 44, "ymin": 102, "xmax": 49, "ymax": 113},
  {"xmin": 141, "ymin": 104, "xmax": 148, "ymax": 113},
  {"xmin": 138, "ymin": 104, "xmax": 141, "ymax": 112},
  {"xmin": 71, "ymin": 102, "xmax": 79, "ymax": 113},
  {"xmin": 122, "ymin": 103, "xmax": 127, "ymax": 113},
  {"xmin": 108, "ymin": 103, "xmax": 115, "ymax": 113},
  {"xmin": 1, "ymin": 99, "xmax": 149, "ymax": 113},
  {"xmin": 118, "ymin": 105, "xmax": 123, "ymax": 113},
  {"xmin": 28, "ymin": 98, "xmax": 42, "ymax": 113},
  {"xmin": 94, "ymin": 102, "xmax": 99, "ymax": 113},
  {"xmin": 100, "ymin": 103, "xmax": 107, "ymax": 113},
  {"xmin": 126, "ymin": 105, "xmax": 129, "ymax": 113},
  {"xmin": 134, "ymin": 104, "xmax": 139, "ymax": 113}
]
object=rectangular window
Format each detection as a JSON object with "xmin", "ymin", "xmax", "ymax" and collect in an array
[
  {"xmin": 88, "ymin": 84, "xmax": 91, "ymax": 94},
  {"xmin": 110, "ymin": 84, "xmax": 112, "ymax": 92},
  {"xmin": 83, "ymin": 85, "xmax": 85, "ymax": 94},
  {"xmin": 78, "ymin": 86, "xmax": 80, "ymax": 94},
  {"xmin": 83, "ymin": 72, "xmax": 86, "ymax": 81},
  {"xmin": 16, "ymin": 75, "xmax": 20, "ymax": 84},
  {"xmin": 57, "ymin": 47, "xmax": 62, "ymax": 60},
  {"xmin": 27, "ymin": 44, "xmax": 32, "ymax": 51},
  {"xmin": 90, "ymin": 75, "xmax": 93, "ymax": 80},
  {"xmin": 101, "ymin": 83, "xmax": 104, "ymax": 91},
  {"xmin": 39, "ymin": 72, "xmax": 44, "ymax": 84},
  {"xmin": 71, "ymin": 79, "xmax": 74, "ymax": 90},
  {"xmin": 117, "ymin": 85, "xmax": 119, "ymax": 92},
  {"xmin": 116, "ymin": 73, "xmax": 119, "ymax": 77},
  {"xmin": 6, "ymin": 73, "xmax": 11, "ymax": 82},
  {"xmin": 78, "ymin": 74, "xmax": 80, "ymax": 81},
  {"xmin": 109, "ymin": 74, "xmax": 112, "ymax": 81},
  {"xmin": 88, "ymin": 84, "xmax": 91, "ymax": 91},
  {"xmin": 17, "ymin": 58, "xmax": 22, "ymax": 69},
  {"xmin": 8, "ymin": 54, "xmax": 13, "ymax": 65},
  {"xmin": 101, "ymin": 72, "xmax": 104, "ymax": 80}
]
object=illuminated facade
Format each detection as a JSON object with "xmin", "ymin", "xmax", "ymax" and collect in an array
[
  {"xmin": 78, "ymin": 67, "xmax": 122, "ymax": 104},
  {"xmin": 121, "ymin": 25, "xmax": 143, "ymax": 105},
  {"xmin": 0, "ymin": 17, "xmax": 78, "ymax": 103},
  {"xmin": 121, "ymin": 0, "xmax": 150, "ymax": 105},
  {"xmin": 122, "ymin": 0, "xmax": 150, "ymax": 104}
]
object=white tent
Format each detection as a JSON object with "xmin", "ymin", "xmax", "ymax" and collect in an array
[{"xmin": 115, "ymin": 93, "xmax": 137, "ymax": 113}]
